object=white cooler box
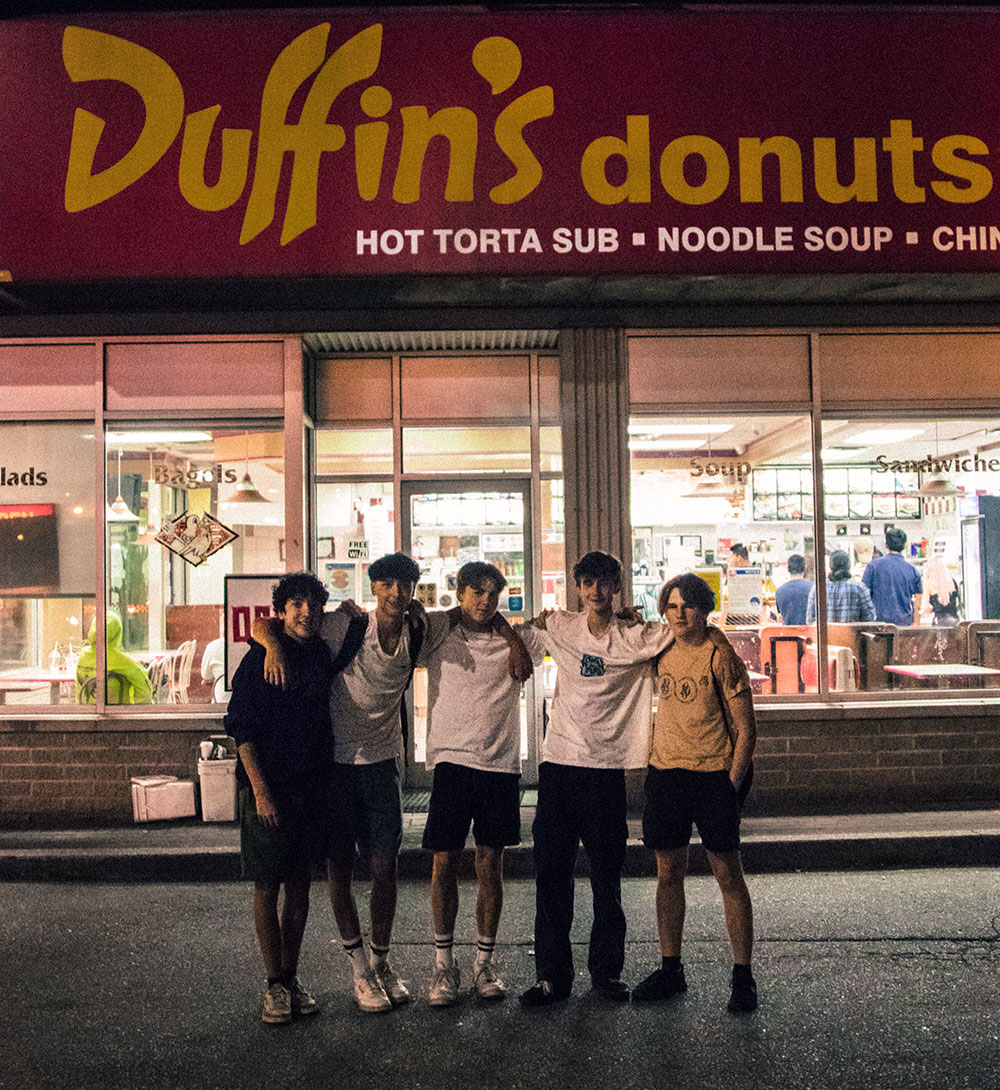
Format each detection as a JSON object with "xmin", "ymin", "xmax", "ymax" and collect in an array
[
  {"xmin": 131, "ymin": 776, "xmax": 197, "ymax": 822},
  {"xmin": 198, "ymin": 757, "xmax": 238, "ymax": 822}
]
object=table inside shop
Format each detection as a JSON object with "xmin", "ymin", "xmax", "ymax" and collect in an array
[
  {"xmin": 884, "ymin": 663, "xmax": 1000, "ymax": 689},
  {"xmin": 0, "ymin": 670, "xmax": 76, "ymax": 703}
]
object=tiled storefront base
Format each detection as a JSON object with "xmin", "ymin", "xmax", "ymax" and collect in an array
[{"xmin": 2, "ymin": 702, "xmax": 998, "ymax": 825}]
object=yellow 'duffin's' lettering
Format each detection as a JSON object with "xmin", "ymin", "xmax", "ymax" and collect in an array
[
  {"xmin": 241, "ymin": 22, "xmax": 382, "ymax": 244},
  {"xmin": 63, "ymin": 26, "xmax": 184, "ymax": 212},
  {"xmin": 580, "ymin": 115, "xmax": 651, "ymax": 205},
  {"xmin": 393, "ymin": 106, "xmax": 478, "ymax": 204},
  {"xmin": 472, "ymin": 36, "xmax": 554, "ymax": 204},
  {"xmin": 355, "ymin": 84, "xmax": 393, "ymax": 200},
  {"xmin": 178, "ymin": 106, "xmax": 252, "ymax": 211}
]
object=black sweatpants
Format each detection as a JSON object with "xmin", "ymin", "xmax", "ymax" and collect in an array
[{"xmin": 531, "ymin": 761, "xmax": 628, "ymax": 989}]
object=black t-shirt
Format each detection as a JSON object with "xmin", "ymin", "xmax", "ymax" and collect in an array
[{"xmin": 225, "ymin": 635, "xmax": 333, "ymax": 789}]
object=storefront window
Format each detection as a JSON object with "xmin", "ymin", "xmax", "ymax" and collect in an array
[
  {"xmin": 0, "ymin": 423, "xmax": 96, "ymax": 707},
  {"xmin": 316, "ymin": 429, "xmax": 393, "ymax": 475},
  {"xmin": 316, "ymin": 480, "xmax": 395, "ymax": 607},
  {"xmin": 403, "ymin": 427, "xmax": 531, "ymax": 473},
  {"xmin": 819, "ymin": 416, "xmax": 1000, "ymax": 694},
  {"xmin": 103, "ymin": 425, "xmax": 284, "ymax": 705},
  {"xmin": 629, "ymin": 414, "xmax": 818, "ymax": 697}
]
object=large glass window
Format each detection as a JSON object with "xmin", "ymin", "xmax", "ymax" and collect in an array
[
  {"xmin": 819, "ymin": 416, "xmax": 1000, "ymax": 694},
  {"xmin": 315, "ymin": 480, "xmax": 395, "ymax": 607},
  {"xmin": 630, "ymin": 414, "xmax": 819, "ymax": 697},
  {"xmin": 103, "ymin": 425, "xmax": 284, "ymax": 705},
  {"xmin": 0, "ymin": 423, "xmax": 96, "ymax": 707}
]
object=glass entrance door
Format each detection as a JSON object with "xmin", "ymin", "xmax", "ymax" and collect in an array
[{"xmin": 400, "ymin": 480, "xmax": 539, "ymax": 787}]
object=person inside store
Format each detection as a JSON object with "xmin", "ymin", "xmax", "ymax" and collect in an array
[
  {"xmin": 201, "ymin": 613, "xmax": 228, "ymax": 703},
  {"xmin": 75, "ymin": 609, "xmax": 152, "ymax": 704},
  {"xmin": 921, "ymin": 555, "xmax": 961, "ymax": 627},
  {"xmin": 806, "ymin": 550, "xmax": 876, "ymax": 623},
  {"xmin": 420, "ymin": 561, "xmax": 546, "ymax": 1007},
  {"xmin": 225, "ymin": 571, "xmax": 332, "ymax": 1026},
  {"xmin": 727, "ymin": 543, "xmax": 750, "ymax": 571},
  {"xmin": 862, "ymin": 528, "xmax": 923, "ymax": 626},
  {"xmin": 774, "ymin": 553, "xmax": 813, "ymax": 625},
  {"xmin": 632, "ymin": 572, "xmax": 758, "ymax": 1014},
  {"xmin": 517, "ymin": 551, "xmax": 732, "ymax": 1008}
]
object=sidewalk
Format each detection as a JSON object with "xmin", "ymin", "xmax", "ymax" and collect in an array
[{"xmin": 1, "ymin": 806, "xmax": 997, "ymax": 881}]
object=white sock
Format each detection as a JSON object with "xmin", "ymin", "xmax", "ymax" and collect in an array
[
  {"xmin": 343, "ymin": 935, "xmax": 368, "ymax": 980},
  {"xmin": 474, "ymin": 935, "xmax": 496, "ymax": 969},
  {"xmin": 369, "ymin": 942, "xmax": 390, "ymax": 970},
  {"xmin": 434, "ymin": 933, "xmax": 454, "ymax": 970}
]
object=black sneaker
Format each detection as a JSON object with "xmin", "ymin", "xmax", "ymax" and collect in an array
[
  {"xmin": 727, "ymin": 975, "xmax": 758, "ymax": 1013},
  {"xmin": 519, "ymin": 981, "xmax": 571, "ymax": 1008},
  {"xmin": 631, "ymin": 965, "xmax": 687, "ymax": 1002},
  {"xmin": 591, "ymin": 977, "xmax": 630, "ymax": 1001}
]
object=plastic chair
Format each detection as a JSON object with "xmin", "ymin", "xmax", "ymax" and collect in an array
[
  {"xmin": 172, "ymin": 640, "xmax": 197, "ymax": 703},
  {"xmin": 147, "ymin": 656, "xmax": 173, "ymax": 704},
  {"xmin": 77, "ymin": 671, "xmax": 135, "ymax": 704}
]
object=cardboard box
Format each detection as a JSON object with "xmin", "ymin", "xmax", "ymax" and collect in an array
[{"xmin": 131, "ymin": 775, "xmax": 197, "ymax": 822}]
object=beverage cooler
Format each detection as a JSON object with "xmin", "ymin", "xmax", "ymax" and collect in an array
[{"xmin": 960, "ymin": 495, "xmax": 1000, "ymax": 621}]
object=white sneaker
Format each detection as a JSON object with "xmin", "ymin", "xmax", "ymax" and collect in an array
[
  {"xmin": 376, "ymin": 960, "xmax": 411, "ymax": 1005},
  {"xmin": 354, "ymin": 966, "xmax": 392, "ymax": 1013},
  {"xmin": 261, "ymin": 981, "xmax": 292, "ymax": 1024},
  {"xmin": 473, "ymin": 960, "xmax": 507, "ymax": 1000},
  {"xmin": 428, "ymin": 964, "xmax": 461, "ymax": 1007}
]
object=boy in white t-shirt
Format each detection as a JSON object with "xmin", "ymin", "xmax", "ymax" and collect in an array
[
  {"xmin": 420, "ymin": 562, "xmax": 546, "ymax": 1007},
  {"xmin": 519, "ymin": 551, "xmax": 682, "ymax": 1007}
]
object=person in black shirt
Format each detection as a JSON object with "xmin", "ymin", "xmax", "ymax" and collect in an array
[{"xmin": 225, "ymin": 572, "xmax": 333, "ymax": 1025}]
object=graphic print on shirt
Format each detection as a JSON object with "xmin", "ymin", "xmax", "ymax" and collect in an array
[
  {"xmin": 580, "ymin": 653, "xmax": 605, "ymax": 677},
  {"xmin": 659, "ymin": 672, "xmax": 709, "ymax": 704}
]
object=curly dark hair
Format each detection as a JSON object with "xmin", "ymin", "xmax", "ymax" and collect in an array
[{"xmin": 273, "ymin": 571, "xmax": 329, "ymax": 613}]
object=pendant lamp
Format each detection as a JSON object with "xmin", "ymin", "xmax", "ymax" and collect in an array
[
  {"xmin": 106, "ymin": 448, "xmax": 139, "ymax": 522},
  {"xmin": 916, "ymin": 423, "xmax": 959, "ymax": 498},
  {"xmin": 225, "ymin": 431, "xmax": 270, "ymax": 504}
]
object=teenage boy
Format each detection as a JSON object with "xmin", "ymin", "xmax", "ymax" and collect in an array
[
  {"xmin": 421, "ymin": 562, "xmax": 546, "ymax": 1006},
  {"xmin": 632, "ymin": 573, "xmax": 758, "ymax": 1014},
  {"xmin": 253, "ymin": 552, "xmax": 428, "ymax": 1012},
  {"xmin": 226, "ymin": 572, "xmax": 333, "ymax": 1025},
  {"xmin": 519, "ymin": 551, "xmax": 700, "ymax": 1008}
]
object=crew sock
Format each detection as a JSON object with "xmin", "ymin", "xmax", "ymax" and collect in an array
[
  {"xmin": 370, "ymin": 942, "xmax": 391, "ymax": 970},
  {"xmin": 342, "ymin": 935, "xmax": 367, "ymax": 980},
  {"xmin": 661, "ymin": 956, "xmax": 682, "ymax": 973},
  {"xmin": 474, "ymin": 934, "xmax": 496, "ymax": 969},
  {"xmin": 732, "ymin": 962, "xmax": 754, "ymax": 983},
  {"xmin": 434, "ymin": 933, "xmax": 455, "ymax": 970}
]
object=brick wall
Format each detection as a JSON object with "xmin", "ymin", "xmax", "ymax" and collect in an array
[
  {"xmin": 0, "ymin": 715, "xmax": 224, "ymax": 826},
  {"xmin": 2, "ymin": 703, "xmax": 998, "ymax": 825}
]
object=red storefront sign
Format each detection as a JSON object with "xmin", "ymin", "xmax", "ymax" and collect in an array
[{"xmin": 3, "ymin": 10, "xmax": 1000, "ymax": 279}]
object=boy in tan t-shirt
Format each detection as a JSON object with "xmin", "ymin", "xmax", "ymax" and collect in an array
[{"xmin": 632, "ymin": 572, "xmax": 759, "ymax": 1014}]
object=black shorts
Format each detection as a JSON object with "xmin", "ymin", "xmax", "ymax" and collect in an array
[
  {"xmin": 641, "ymin": 767, "xmax": 747, "ymax": 854},
  {"xmin": 422, "ymin": 762, "xmax": 521, "ymax": 852},
  {"xmin": 239, "ymin": 771, "xmax": 328, "ymax": 883}
]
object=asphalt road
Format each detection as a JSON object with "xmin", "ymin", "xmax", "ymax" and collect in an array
[{"xmin": 4, "ymin": 869, "xmax": 997, "ymax": 1090}]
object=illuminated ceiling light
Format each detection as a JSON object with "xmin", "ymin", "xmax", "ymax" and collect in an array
[
  {"xmin": 848, "ymin": 427, "xmax": 924, "ymax": 444},
  {"xmin": 106, "ymin": 431, "xmax": 212, "ymax": 445},
  {"xmin": 627, "ymin": 423, "xmax": 734, "ymax": 435},
  {"xmin": 224, "ymin": 431, "xmax": 270, "ymax": 504},
  {"xmin": 106, "ymin": 448, "xmax": 139, "ymax": 522}
]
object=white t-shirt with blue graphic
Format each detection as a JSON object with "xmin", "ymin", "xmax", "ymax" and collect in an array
[{"xmin": 535, "ymin": 611, "xmax": 673, "ymax": 770}]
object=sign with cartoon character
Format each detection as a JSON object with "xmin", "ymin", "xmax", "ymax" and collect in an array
[{"xmin": 155, "ymin": 511, "xmax": 238, "ymax": 567}]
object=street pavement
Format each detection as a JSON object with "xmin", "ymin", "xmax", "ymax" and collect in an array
[{"xmin": 4, "ymin": 868, "xmax": 997, "ymax": 1090}]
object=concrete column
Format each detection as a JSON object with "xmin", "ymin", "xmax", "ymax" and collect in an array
[{"xmin": 559, "ymin": 327, "xmax": 632, "ymax": 608}]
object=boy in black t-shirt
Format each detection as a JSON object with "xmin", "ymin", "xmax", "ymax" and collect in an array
[{"xmin": 225, "ymin": 572, "xmax": 333, "ymax": 1025}]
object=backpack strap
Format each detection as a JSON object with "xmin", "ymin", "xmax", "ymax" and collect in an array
[
  {"xmin": 330, "ymin": 614, "xmax": 369, "ymax": 676},
  {"xmin": 709, "ymin": 646, "xmax": 754, "ymax": 808},
  {"xmin": 397, "ymin": 613, "xmax": 426, "ymax": 765}
]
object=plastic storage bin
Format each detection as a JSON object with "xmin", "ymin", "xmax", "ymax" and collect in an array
[{"xmin": 198, "ymin": 757, "xmax": 237, "ymax": 822}]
